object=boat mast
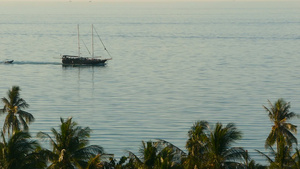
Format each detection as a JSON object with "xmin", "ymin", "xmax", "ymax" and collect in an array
[
  {"xmin": 92, "ymin": 24, "xmax": 94, "ymax": 58},
  {"xmin": 78, "ymin": 24, "xmax": 80, "ymax": 57}
]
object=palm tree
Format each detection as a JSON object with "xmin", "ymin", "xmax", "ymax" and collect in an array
[
  {"xmin": 241, "ymin": 150, "xmax": 266, "ymax": 169},
  {"xmin": 257, "ymin": 136, "xmax": 294, "ymax": 169},
  {"xmin": 155, "ymin": 146, "xmax": 179, "ymax": 169},
  {"xmin": 0, "ymin": 131, "xmax": 47, "ymax": 169},
  {"xmin": 291, "ymin": 148, "xmax": 300, "ymax": 169},
  {"xmin": 37, "ymin": 117, "xmax": 104, "ymax": 169},
  {"xmin": 0, "ymin": 86, "xmax": 34, "ymax": 136},
  {"xmin": 113, "ymin": 156, "xmax": 128, "ymax": 169},
  {"xmin": 206, "ymin": 122, "xmax": 245, "ymax": 169},
  {"xmin": 128, "ymin": 140, "xmax": 157, "ymax": 169},
  {"xmin": 263, "ymin": 99, "xmax": 298, "ymax": 151},
  {"xmin": 185, "ymin": 120, "xmax": 209, "ymax": 168},
  {"xmin": 114, "ymin": 156, "xmax": 136, "ymax": 169},
  {"xmin": 155, "ymin": 139, "xmax": 185, "ymax": 169},
  {"xmin": 185, "ymin": 121, "xmax": 245, "ymax": 169},
  {"xmin": 128, "ymin": 140, "xmax": 184, "ymax": 169},
  {"xmin": 85, "ymin": 154, "xmax": 101, "ymax": 169}
]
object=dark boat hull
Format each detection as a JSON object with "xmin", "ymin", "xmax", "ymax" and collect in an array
[
  {"xmin": 4, "ymin": 60, "xmax": 14, "ymax": 64},
  {"xmin": 62, "ymin": 55, "xmax": 109, "ymax": 65}
]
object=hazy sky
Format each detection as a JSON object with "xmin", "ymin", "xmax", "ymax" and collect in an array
[{"xmin": 0, "ymin": 0, "xmax": 295, "ymax": 1}]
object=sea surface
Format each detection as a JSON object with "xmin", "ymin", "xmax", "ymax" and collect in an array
[{"xmin": 1, "ymin": 1, "xmax": 300, "ymax": 164}]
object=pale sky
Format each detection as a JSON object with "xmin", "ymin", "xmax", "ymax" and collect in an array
[{"xmin": 0, "ymin": 0, "xmax": 297, "ymax": 1}]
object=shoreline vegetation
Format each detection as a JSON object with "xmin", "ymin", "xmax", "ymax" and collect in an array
[{"xmin": 0, "ymin": 86, "xmax": 300, "ymax": 168}]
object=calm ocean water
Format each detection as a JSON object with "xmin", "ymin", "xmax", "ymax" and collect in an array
[{"xmin": 1, "ymin": 1, "xmax": 300, "ymax": 163}]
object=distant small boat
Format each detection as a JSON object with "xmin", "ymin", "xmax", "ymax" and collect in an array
[
  {"xmin": 4, "ymin": 60, "xmax": 14, "ymax": 64},
  {"xmin": 62, "ymin": 24, "xmax": 112, "ymax": 66}
]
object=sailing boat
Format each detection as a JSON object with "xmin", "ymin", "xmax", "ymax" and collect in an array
[{"xmin": 62, "ymin": 24, "xmax": 112, "ymax": 65}]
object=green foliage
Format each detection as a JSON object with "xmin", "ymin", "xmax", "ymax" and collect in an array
[
  {"xmin": 254, "ymin": 99, "xmax": 300, "ymax": 169},
  {"xmin": 127, "ymin": 139, "xmax": 185, "ymax": 169},
  {"xmin": 291, "ymin": 148, "xmax": 300, "ymax": 169},
  {"xmin": 257, "ymin": 140, "xmax": 294, "ymax": 169},
  {"xmin": 0, "ymin": 86, "xmax": 34, "ymax": 136},
  {"xmin": 256, "ymin": 99, "xmax": 299, "ymax": 168},
  {"xmin": 184, "ymin": 121, "xmax": 245, "ymax": 169},
  {"xmin": 85, "ymin": 154, "xmax": 101, "ymax": 169},
  {"xmin": 263, "ymin": 99, "xmax": 298, "ymax": 149},
  {"xmin": 37, "ymin": 117, "xmax": 104, "ymax": 169},
  {"xmin": 0, "ymin": 131, "xmax": 47, "ymax": 169},
  {"xmin": 2, "ymin": 88, "xmax": 300, "ymax": 169},
  {"xmin": 113, "ymin": 156, "xmax": 136, "ymax": 169}
]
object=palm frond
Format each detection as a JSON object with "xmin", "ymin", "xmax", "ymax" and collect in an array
[
  {"xmin": 1, "ymin": 98, "xmax": 10, "ymax": 108},
  {"xmin": 265, "ymin": 130, "xmax": 276, "ymax": 148},
  {"xmin": 283, "ymin": 123, "xmax": 297, "ymax": 133},
  {"xmin": 282, "ymin": 128, "xmax": 298, "ymax": 145},
  {"xmin": 127, "ymin": 150, "xmax": 143, "ymax": 167},
  {"xmin": 85, "ymin": 154, "xmax": 101, "ymax": 169},
  {"xmin": 15, "ymin": 98, "xmax": 29, "ymax": 109},
  {"xmin": 18, "ymin": 110, "xmax": 34, "ymax": 123},
  {"xmin": 3, "ymin": 112, "xmax": 15, "ymax": 135},
  {"xmin": 156, "ymin": 139, "xmax": 187, "ymax": 156},
  {"xmin": 73, "ymin": 145, "xmax": 104, "ymax": 160},
  {"xmin": 76, "ymin": 126, "xmax": 91, "ymax": 141},
  {"xmin": 18, "ymin": 115, "xmax": 29, "ymax": 131},
  {"xmin": 256, "ymin": 149, "xmax": 274, "ymax": 164},
  {"xmin": 37, "ymin": 131, "xmax": 59, "ymax": 151},
  {"xmin": 224, "ymin": 147, "xmax": 245, "ymax": 161}
]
